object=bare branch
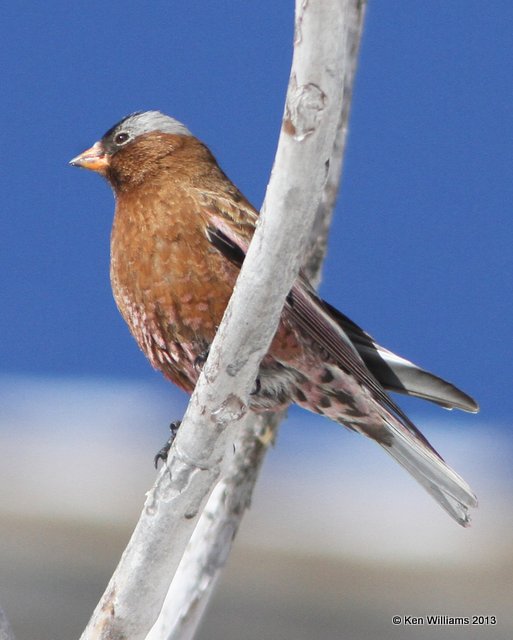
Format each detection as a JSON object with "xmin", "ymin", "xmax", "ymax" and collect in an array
[
  {"xmin": 80, "ymin": 2, "xmax": 365, "ymax": 639},
  {"xmin": 146, "ymin": 414, "xmax": 281, "ymax": 640},
  {"xmin": 304, "ymin": 0, "xmax": 366, "ymax": 285},
  {"xmin": 147, "ymin": 1, "xmax": 366, "ymax": 639}
]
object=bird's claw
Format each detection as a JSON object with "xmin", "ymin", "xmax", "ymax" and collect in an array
[
  {"xmin": 194, "ymin": 350, "xmax": 210, "ymax": 372},
  {"xmin": 250, "ymin": 377, "xmax": 261, "ymax": 396},
  {"xmin": 154, "ymin": 420, "xmax": 182, "ymax": 468}
]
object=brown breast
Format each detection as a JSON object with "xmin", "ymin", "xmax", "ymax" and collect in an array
[{"xmin": 109, "ymin": 145, "xmax": 240, "ymax": 390}]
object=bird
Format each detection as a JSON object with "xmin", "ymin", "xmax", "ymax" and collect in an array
[{"xmin": 70, "ymin": 110, "xmax": 479, "ymax": 526}]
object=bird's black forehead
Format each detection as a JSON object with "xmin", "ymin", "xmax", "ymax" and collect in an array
[{"xmin": 102, "ymin": 111, "xmax": 144, "ymax": 141}]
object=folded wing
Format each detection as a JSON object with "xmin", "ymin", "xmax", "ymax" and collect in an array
[{"xmin": 204, "ymin": 214, "xmax": 479, "ymax": 526}]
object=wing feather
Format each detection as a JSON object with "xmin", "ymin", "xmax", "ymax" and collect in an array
[
  {"xmin": 322, "ymin": 301, "xmax": 479, "ymax": 413},
  {"xmin": 201, "ymin": 214, "xmax": 439, "ymax": 454},
  {"xmin": 202, "ymin": 212, "xmax": 478, "ymax": 525}
]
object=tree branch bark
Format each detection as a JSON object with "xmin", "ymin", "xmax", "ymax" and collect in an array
[
  {"xmin": 80, "ymin": 2, "xmax": 366, "ymax": 639},
  {"xmin": 146, "ymin": 4, "xmax": 366, "ymax": 639}
]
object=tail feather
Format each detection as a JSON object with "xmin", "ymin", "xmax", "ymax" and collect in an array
[
  {"xmin": 380, "ymin": 416, "xmax": 477, "ymax": 526},
  {"xmin": 291, "ymin": 360, "xmax": 478, "ymax": 526}
]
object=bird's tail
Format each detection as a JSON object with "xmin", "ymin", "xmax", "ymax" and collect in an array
[{"xmin": 378, "ymin": 415, "xmax": 477, "ymax": 526}]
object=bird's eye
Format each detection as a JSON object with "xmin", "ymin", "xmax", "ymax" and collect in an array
[{"xmin": 114, "ymin": 132, "xmax": 130, "ymax": 146}]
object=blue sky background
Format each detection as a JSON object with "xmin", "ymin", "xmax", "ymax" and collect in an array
[{"xmin": 1, "ymin": 2, "xmax": 511, "ymax": 426}]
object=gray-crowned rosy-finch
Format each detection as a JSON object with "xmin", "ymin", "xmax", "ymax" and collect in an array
[{"xmin": 71, "ymin": 111, "xmax": 479, "ymax": 526}]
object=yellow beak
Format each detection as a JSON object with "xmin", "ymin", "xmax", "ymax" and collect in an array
[{"xmin": 69, "ymin": 141, "xmax": 110, "ymax": 175}]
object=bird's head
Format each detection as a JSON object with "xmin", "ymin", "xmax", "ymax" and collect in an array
[{"xmin": 70, "ymin": 111, "xmax": 193, "ymax": 189}]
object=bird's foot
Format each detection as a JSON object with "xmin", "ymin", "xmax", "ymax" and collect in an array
[
  {"xmin": 154, "ymin": 420, "xmax": 182, "ymax": 468},
  {"xmin": 194, "ymin": 350, "xmax": 210, "ymax": 372},
  {"xmin": 250, "ymin": 377, "xmax": 261, "ymax": 396}
]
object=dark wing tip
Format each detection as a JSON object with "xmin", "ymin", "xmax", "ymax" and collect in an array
[
  {"xmin": 320, "ymin": 300, "xmax": 480, "ymax": 415},
  {"xmin": 454, "ymin": 392, "xmax": 479, "ymax": 414}
]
